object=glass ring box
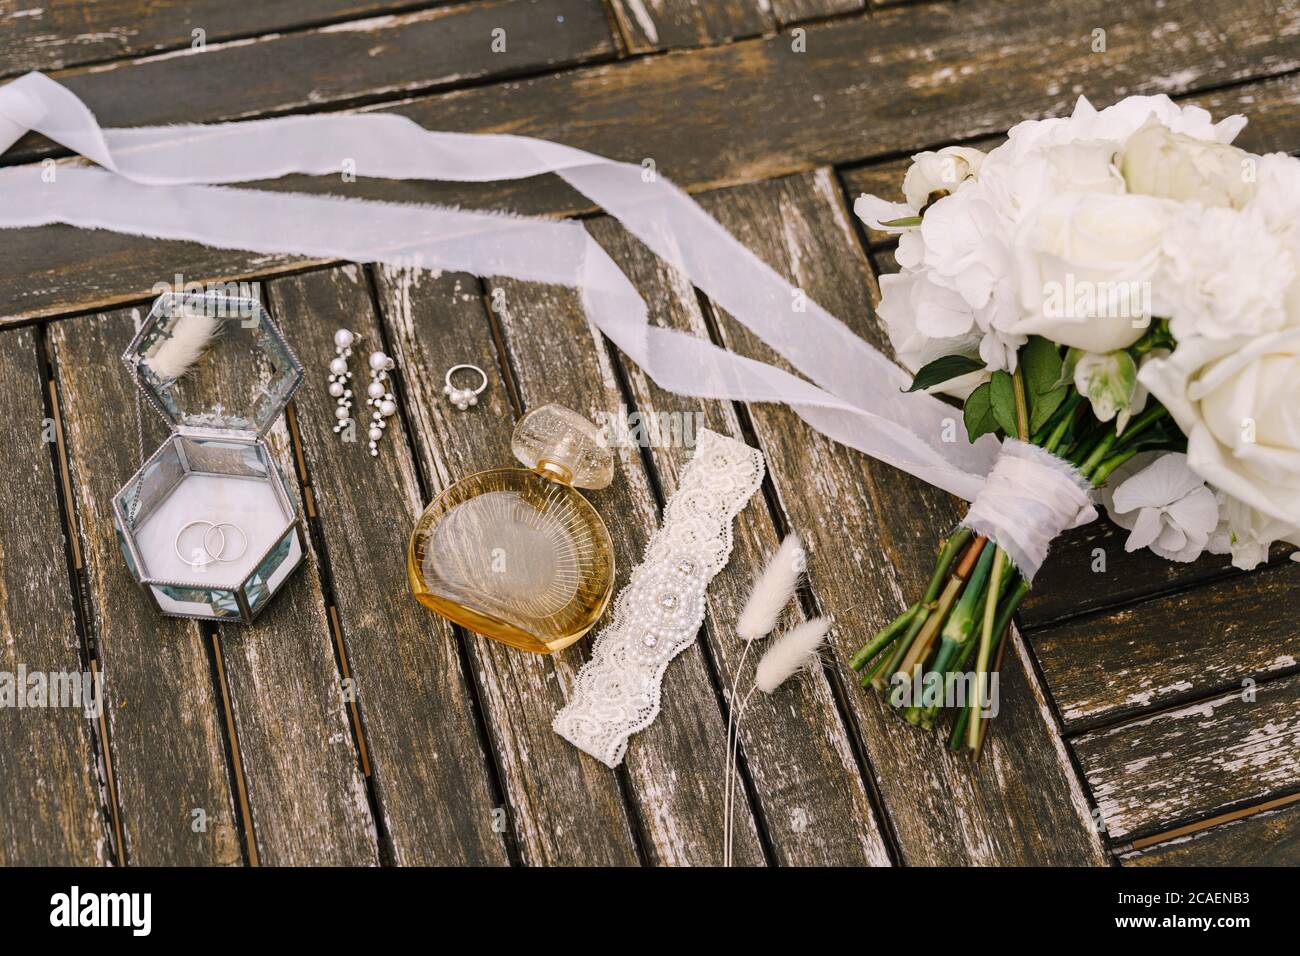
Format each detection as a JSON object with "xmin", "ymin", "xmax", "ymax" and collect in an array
[{"xmin": 112, "ymin": 292, "xmax": 307, "ymax": 623}]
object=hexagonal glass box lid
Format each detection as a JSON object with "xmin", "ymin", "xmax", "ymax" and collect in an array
[
  {"xmin": 111, "ymin": 292, "xmax": 306, "ymax": 623},
  {"xmin": 125, "ymin": 291, "xmax": 302, "ymax": 437}
]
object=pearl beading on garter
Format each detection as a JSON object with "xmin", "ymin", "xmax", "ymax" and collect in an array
[{"xmin": 553, "ymin": 428, "xmax": 765, "ymax": 768}]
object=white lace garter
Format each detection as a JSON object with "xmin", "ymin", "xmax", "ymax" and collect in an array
[{"xmin": 554, "ymin": 428, "xmax": 766, "ymax": 768}]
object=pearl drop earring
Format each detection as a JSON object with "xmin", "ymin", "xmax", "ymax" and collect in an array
[
  {"xmin": 366, "ymin": 349, "xmax": 398, "ymax": 457},
  {"xmin": 329, "ymin": 328, "xmax": 358, "ymax": 439}
]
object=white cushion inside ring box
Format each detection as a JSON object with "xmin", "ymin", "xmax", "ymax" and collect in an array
[{"xmin": 134, "ymin": 472, "xmax": 291, "ymax": 586}]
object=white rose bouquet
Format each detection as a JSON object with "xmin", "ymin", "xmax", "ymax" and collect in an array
[{"xmin": 848, "ymin": 95, "xmax": 1300, "ymax": 754}]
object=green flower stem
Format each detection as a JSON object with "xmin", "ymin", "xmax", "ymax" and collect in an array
[
  {"xmin": 909, "ymin": 548, "xmax": 993, "ymax": 727},
  {"xmin": 923, "ymin": 557, "xmax": 1017, "ymax": 730},
  {"xmin": 870, "ymin": 607, "xmax": 928, "ymax": 690},
  {"xmin": 922, "ymin": 528, "xmax": 974, "ymax": 605},
  {"xmin": 966, "ymin": 575, "xmax": 1030, "ymax": 751},
  {"xmin": 851, "ymin": 528, "xmax": 969, "ymax": 675},
  {"xmin": 974, "ymin": 603, "xmax": 1020, "ymax": 759},
  {"xmin": 1031, "ymin": 393, "xmax": 1083, "ymax": 449},
  {"xmin": 1113, "ymin": 404, "xmax": 1169, "ymax": 450},
  {"xmin": 889, "ymin": 576, "xmax": 963, "ymax": 708},
  {"xmin": 1048, "ymin": 401, "xmax": 1085, "ymax": 455},
  {"xmin": 861, "ymin": 640, "xmax": 896, "ymax": 686},
  {"xmin": 941, "ymin": 545, "xmax": 996, "ymax": 641},
  {"xmin": 948, "ymin": 699, "xmax": 973, "ymax": 751},
  {"xmin": 1011, "ymin": 365, "xmax": 1030, "ymax": 441},
  {"xmin": 849, "ymin": 602, "xmax": 920, "ymax": 671},
  {"xmin": 868, "ymin": 528, "xmax": 972, "ymax": 690},
  {"xmin": 1089, "ymin": 447, "xmax": 1140, "ymax": 486},
  {"xmin": 1079, "ymin": 431, "xmax": 1117, "ymax": 478},
  {"xmin": 1067, "ymin": 419, "xmax": 1109, "ymax": 467},
  {"xmin": 890, "ymin": 536, "xmax": 986, "ymax": 709},
  {"xmin": 979, "ymin": 547, "xmax": 1007, "ymax": 681}
]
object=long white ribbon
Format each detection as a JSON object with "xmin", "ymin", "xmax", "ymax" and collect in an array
[{"xmin": 0, "ymin": 71, "xmax": 1001, "ymax": 501}]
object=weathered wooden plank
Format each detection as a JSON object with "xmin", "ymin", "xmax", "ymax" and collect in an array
[
  {"xmin": 0, "ymin": 327, "xmax": 107, "ymax": 865},
  {"xmin": 482, "ymin": 272, "xmax": 769, "ymax": 866},
  {"xmin": 4, "ymin": 0, "xmax": 615, "ymax": 164},
  {"xmin": 1025, "ymin": 525, "xmax": 1293, "ymax": 629},
  {"xmin": 1188, "ymin": 71, "xmax": 1300, "ymax": 156},
  {"xmin": 1030, "ymin": 565, "xmax": 1299, "ymax": 733},
  {"xmin": 49, "ymin": 311, "xmax": 243, "ymax": 865},
  {"xmin": 608, "ymin": 0, "xmax": 772, "ymax": 54},
  {"xmin": 5, "ymin": 3, "xmax": 1300, "ymax": 321},
  {"xmin": 0, "ymin": 1, "xmax": 470, "ymax": 76},
  {"xmin": 264, "ymin": 265, "xmax": 509, "ymax": 865},
  {"xmin": 385, "ymin": 0, "xmax": 1300, "ymax": 199},
  {"xmin": 197, "ymin": 309, "xmax": 380, "ymax": 866},
  {"xmin": 371, "ymin": 263, "xmax": 645, "ymax": 865},
  {"xmin": 1121, "ymin": 798, "xmax": 1300, "ymax": 866},
  {"xmin": 585, "ymin": 215, "xmax": 893, "ymax": 865},
  {"xmin": 771, "ymin": 0, "xmax": 864, "ymax": 23},
  {"xmin": 696, "ymin": 168, "xmax": 1107, "ymax": 864},
  {"xmin": 1074, "ymin": 672, "xmax": 1300, "ymax": 841}
]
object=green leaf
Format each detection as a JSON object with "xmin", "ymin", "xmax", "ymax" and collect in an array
[
  {"xmin": 962, "ymin": 382, "xmax": 999, "ymax": 442},
  {"xmin": 1055, "ymin": 347, "xmax": 1084, "ymax": 391},
  {"xmin": 880, "ymin": 215, "xmax": 922, "ymax": 228},
  {"xmin": 1019, "ymin": 336, "xmax": 1068, "ymax": 433},
  {"xmin": 904, "ymin": 354, "xmax": 985, "ymax": 393},
  {"xmin": 989, "ymin": 371, "xmax": 1019, "ymax": 436}
]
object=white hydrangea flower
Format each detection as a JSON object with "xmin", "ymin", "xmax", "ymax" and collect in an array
[
  {"xmin": 1162, "ymin": 204, "xmax": 1295, "ymax": 340},
  {"xmin": 1246, "ymin": 152, "xmax": 1300, "ymax": 327},
  {"xmin": 870, "ymin": 181, "xmax": 1027, "ymax": 372}
]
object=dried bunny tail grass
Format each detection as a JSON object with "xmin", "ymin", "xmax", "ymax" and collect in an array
[
  {"xmin": 755, "ymin": 616, "xmax": 832, "ymax": 694},
  {"xmin": 736, "ymin": 532, "xmax": 804, "ymax": 642},
  {"xmin": 144, "ymin": 305, "xmax": 223, "ymax": 380}
]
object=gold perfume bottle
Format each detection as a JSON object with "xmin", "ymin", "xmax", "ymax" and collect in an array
[{"xmin": 408, "ymin": 405, "xmax": 616, "ymax": 653}]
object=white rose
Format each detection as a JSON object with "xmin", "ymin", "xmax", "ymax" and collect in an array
[
  {"xmin": 1005, "ymin": 192, "xmax": 1170, "ymax": 352},
  {"xmin": 1161, "ymin": 204, "xmax": 1295, "ymax": 339},
  {"xmin": 1139, "ymin": 329, "xmax": 1300, "ymax": 529},
  {"xmin": 1120, "ymin": 116, "xmax": 1256, "ymax": 208},
  {"xmin": 902, "ymin": 146, "xmax": 985, "ymax": 211},
  {"xmin": 977, "ymin": 141, "xmax": 1124, "ymax": 224},
  {"xmin": 1041, "ymin": 141, "xmax": 1124, "ymax": 193},
  {"xmin": 983, "ymin": 96, "xmax": 1244, "ymax": 186},
  {"xmin": 1103, "ymin": 453, "xmax": 1220, "ymax": 563}
]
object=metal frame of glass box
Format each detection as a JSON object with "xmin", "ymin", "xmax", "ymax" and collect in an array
[{"xmin": 111, "ymin": 291, "xmax": 306, "ymax": 624}]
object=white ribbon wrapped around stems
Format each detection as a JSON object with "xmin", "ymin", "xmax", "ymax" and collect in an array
[
  {"xmin": 0, "ymin": 71, "xmax": 1094, "ymax": 568},
  {"xmin": 960, "ymin": 440, "xmax": 1096, "ymax": 580}
]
